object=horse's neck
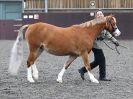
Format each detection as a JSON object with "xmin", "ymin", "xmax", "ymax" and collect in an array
[
  {"xmin": 86, "ymin": 23, "xmax": 106, "ymax": 41},
  {"xmin": 73, "ymin": 18, "xmax": 106, "ymax": 41}
]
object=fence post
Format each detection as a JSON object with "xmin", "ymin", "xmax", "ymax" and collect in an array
[{"xmin": 45, "ymin": 0, "xmax": 48, "ymax": 13}]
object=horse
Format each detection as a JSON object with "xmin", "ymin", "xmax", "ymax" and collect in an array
[{"xmin": 8, "ymin": 15, "xmax": 121, "ymax": 83}]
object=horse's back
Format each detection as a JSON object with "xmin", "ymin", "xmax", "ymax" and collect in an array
[
  {"xmin": 24, "ymin": 22, "xmax": 92, "ymax": 56},
  {"xmin": 25, "ymin": 22, "xmax": 61, "ymax": 42}
]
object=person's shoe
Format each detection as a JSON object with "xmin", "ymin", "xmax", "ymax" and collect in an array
[
  {"xmin": 78, "ymin": 69, "xmax": 85, "ymax": 80},
  {"xmin": 99, "ymin": 77, "xmax": 111, "ymax": 81}
]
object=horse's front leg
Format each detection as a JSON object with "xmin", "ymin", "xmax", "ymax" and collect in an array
[
  {"xmin": 57, "ymin": 55, "xmax": 77, "ymax": 83},
  {"xmin": 81, "ymin": 51, "xmax": 99, "ymax": 83}
]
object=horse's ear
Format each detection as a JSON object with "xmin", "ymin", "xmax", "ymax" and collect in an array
[{"xmin": 109, "ymin": 14, "xmax": 114, "ymax": 17}]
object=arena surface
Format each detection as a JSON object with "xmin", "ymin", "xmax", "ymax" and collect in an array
[{"xmin": 0, "ymin": 40, "xmax": 133, "ymax": 99}]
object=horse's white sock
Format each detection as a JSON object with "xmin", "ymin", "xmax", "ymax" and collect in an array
[
  {"xmin": 88, "ymin": 71, "xmax": 99, "ymax": 83},
  {"xmin": 27, "ymin": 67, "xmax": 35, "ymax": 83},
  {"xmin": 32, "ymin": 63, "xmax": 39, "ymax": 80},
  {"xmin": 57, "ymin": 67, "xmax": 66, "ymax": 83}
]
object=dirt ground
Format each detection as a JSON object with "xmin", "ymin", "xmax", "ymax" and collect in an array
[{"xmin": 0, "ymin": 40, "xmax": 133, "ymax": 99}]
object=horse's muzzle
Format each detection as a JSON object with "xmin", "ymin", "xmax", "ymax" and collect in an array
[{"xmin": 113, "ymin": 28, "xmax": 121, "ymax": 37}]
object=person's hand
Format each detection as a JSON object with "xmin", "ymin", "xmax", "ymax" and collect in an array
[
  {"xmin": 97, "ymin": 37, "xmax": 104, "ymax": 41},
  {"xmin": 114, "ymin": 41, "xmax": 119, "ymax": 46}
]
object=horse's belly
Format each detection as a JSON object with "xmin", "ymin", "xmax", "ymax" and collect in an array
[
  {"xmin": 43, "ymin": 42, "xmax": 79, "ymax": 56},
  {"xmin": 46, "ymin": 48, "xmax": 78, "ymax": 56}
]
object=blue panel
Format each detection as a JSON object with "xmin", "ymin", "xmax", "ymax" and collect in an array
[
  {"xmin": 5, "ymin": 2, "xmax": 22, "ymax": 12},
  {"xmin": 0, "ymin": 1, "xmax": 22, "ymax": 20},
  {"xmin": 6, "ymin": 13, "xmax": 21, "ymax": 20},
  {"xmin": 0, "ymin": 3, "xmax": 2, "ymax": 19},
  {"xmin": 5, "ymin": 2, "xmax": 22, "ymax": 20},
  {"xmin": 0, "ymin": 3, "xmax": 5, "ymax": 19}
]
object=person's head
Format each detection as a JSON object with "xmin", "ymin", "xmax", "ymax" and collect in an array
[{"xmin": 95, "ymin": 10, "xmax": 104, "ymax": 18}]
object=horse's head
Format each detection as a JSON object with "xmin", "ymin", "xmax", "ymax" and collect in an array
[{"xmin": 105, "ymin": 15, "xmax": 121, "ymax": 37}]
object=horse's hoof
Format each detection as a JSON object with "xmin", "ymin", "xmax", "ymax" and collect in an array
[
  {"xmin": 33, "ymin": 73, "xmax": 39, "ymax": 80},
  {"xmin": 91, "ymin": 79, "xmax": 99, "ymax": 83},
  {"xmin": 28, "ymin": 77, "xmax": 35, "ymax": 83},
  {"xmin": 56, "ymin": 78, "xmax": 62, "ymax": 83}
]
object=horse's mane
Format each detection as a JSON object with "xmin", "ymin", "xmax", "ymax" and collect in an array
[{"xmin": 73, "ymin": 17, "xmax": 106, "ymax": 28}]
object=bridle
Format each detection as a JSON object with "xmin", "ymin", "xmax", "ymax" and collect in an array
[
  {"xmin": 104, "ymin": 16, "xmax": 126, "ymax": 54},
  {"xmin": 110, "ymin": 22, "xmax": 117, "ymax": 33},
  {"xmin": 106, "ymin": 17, "xmax": 118, "ymax": 34}
]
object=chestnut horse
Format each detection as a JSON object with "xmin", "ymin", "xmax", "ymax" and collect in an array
[{"xmin": 9, "ymin": 15, "xmax": 121, "ymax": 83}]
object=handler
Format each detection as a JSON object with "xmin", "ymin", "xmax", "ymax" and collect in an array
[{"xmin": 78, "ymin": 10, "xmax": 120, "ymax": 81}]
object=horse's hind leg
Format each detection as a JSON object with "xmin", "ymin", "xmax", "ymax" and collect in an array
[
  {"xmin": 81, "ymin": 51, "xmax": 99, "ymax": 83},
  {"xmin": 57, "ymin": 55, "xmax": 77, "ymax": 83},
  {"xmin": 27, "ymin": 46, "xmax": 43, "ymax": 83},
  {"xmin": 32, "ymin": 46, "xmax": 44, "ymax": 80}
]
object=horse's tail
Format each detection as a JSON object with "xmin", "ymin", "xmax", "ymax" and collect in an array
[{"xmin": 8, "ymin": 25, "xmax": 29, "ymax": 75}]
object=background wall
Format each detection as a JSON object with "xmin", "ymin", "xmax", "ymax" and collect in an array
[
  {"xmin": 22, "ymin": 12, "xmax": 133, "ymax": 40},
  {"xmin": 0, "ymin": 0, "xmax": 133, "ymax": 40},
  {"xmin": 0, "ymin": 12, "xmax": 133, "ymax": 40}
]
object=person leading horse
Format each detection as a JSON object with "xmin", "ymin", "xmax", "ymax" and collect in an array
[{"xmin": 78, "ymin": 10, "xmax": 121, "ymax": 81}]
